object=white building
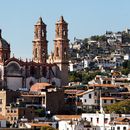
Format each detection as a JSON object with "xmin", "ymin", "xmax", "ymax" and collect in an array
[
  {"xmin": 105, "ymin": 31, "xmax": 122, "ymax": 44},
  {"xmin": 54, "ymin": 115, "xmax": 93, "ymax": 130},
  {"xmin": 77, "ymin": 89, "xmax": 98, "ymax": 110},
  {"xmin": 82, "ymin": 113, "xmax": 119, "ymax": 130},
  {"xmin": 110, "ymin": 117, "xmax": 130, "ymax": 130}
]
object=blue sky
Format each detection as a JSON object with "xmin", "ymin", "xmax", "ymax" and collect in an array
[{"xmin": 0, "ymin": 0, "xmax": 130, "ymax": 59}]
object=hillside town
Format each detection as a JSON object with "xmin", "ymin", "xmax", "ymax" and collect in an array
[{"xmin": 0, "ymin": 16, "xmax": 130, "ymax": 130}]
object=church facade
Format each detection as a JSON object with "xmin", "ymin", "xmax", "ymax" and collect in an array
[{"xmin": 0, "ymin": 16, "xmax": 69, "ymax": 91}]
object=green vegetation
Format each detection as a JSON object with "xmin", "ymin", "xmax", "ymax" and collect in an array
[
  {"xmin": 90, "ymin": 35, "xmax": 107, "ymax": 41},
  {"xmin": 41, "ymin": 126, "xmax": 57, "ymax": 130},
  {"xmin": 105, "ymin": 100, "xmax": 130, "ymax": 114},
  {"xmin": 68, "ymin": 71, "xmax": 108, "ymax": 84},
  {"xmin": 120, "ymin": 60, "xmax": 130, "ymax": 75},
  {"xmin": 35, "ymin": 108, "xmax": 45, "ymax": 117}
]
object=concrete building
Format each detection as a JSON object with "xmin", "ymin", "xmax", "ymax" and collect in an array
[
  {"xmin": 6, "ymin": 106, "xmax": 35, "ymax": 125},
  {"xmin": 21, "ymin": 82, "xmax": 64, "ymax": 114},
  {"xmin": 0, "ymin": 90, "xmax": 20, "ymax": 116},
  {"xmin": 0, "ymin": 114, "xmax": 6, "ymax": 128}
]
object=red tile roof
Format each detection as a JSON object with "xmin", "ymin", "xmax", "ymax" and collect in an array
[
  {"xmin": 30, "ymin": 82, "xmax": 53, "ymax": 92},
  {"xmin": 64, "ymin": 90, "xmax": 84, "ymax": 95},
  {"xmin": 28, "ymin": 123, "xmax": 50, "ymax": 127},
  {"xmin": 55, "ymin": 115, "xmax": 81, "ymax": 120},
  {"xmin": 89, "ymin": 84, "xmax": 117, "ymax": 88}
]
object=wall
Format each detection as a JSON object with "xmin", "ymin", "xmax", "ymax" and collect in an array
[{"xmin": 7, "ymin": 77, "xmax": 22, "ymax": 91}]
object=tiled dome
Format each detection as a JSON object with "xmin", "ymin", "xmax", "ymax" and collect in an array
[{"xmin": 0, "ymin": 29, "xmax": 10, "ymax": 49}]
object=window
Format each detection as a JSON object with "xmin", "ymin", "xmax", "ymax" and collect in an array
[
  {"xmin": 111, "ymin": 100, "xmax": 113, "ymax": 103},
  {"xmin": 111, "ymin": 117, "xmax": 114, "ymax": 121},
  {"xmin": 56, "ymin": 47, "xmax": 59, "ymax": 56},
  {"xmin": 123, "ymin": 127, "xmax": 126, "ymax": 130},
  {"xmin": 14, "ymin": 117, "xmax": 17, "ymax": 120},
  {"xmin": 84, "ymin": 99, "xmax": 87, "ymax": 103},
  {"xmin": 0, "ymin": 108, "xmax": 2, "ymax": 112},
  {"xmin": 90, "ymin": 117, "xmax": 93, "ymax": 122},
  {"xmin": 97, "ymin": 118, "xmax": 99, "ymax": 123},
  {"xmin": 11, "ymin": 117, "xmax": 13, "ymax": 120},
  {"xmin": 104, "ymin": 100, "xmax": 107, "ymax": 103},
  {"xmin": 0, "ymin": 99, "xmax": 2, "ymax": 104},
  {"xmin": 63, "ymin": 30, "xmax": 66, "ymax": 36},
  {"xmin": 94, "ymin": 92, "xmax": 97, "ymax": 96},
  {"xmin": 35, "ymin": 48, "xmax": 37, "ymax": 58},
  {"xmin": 117, "ymin": 127, "xmax": 120, "ymax": 130},
  {"xmin": 42, "ymin": 30, "xmax": 44, "ymax": 37},
  {"xmin": 103, "ymin": 81, "xmax": 106, "ymax": 84},
  {"xmin": 104, "ymin": 118, "xmax": 108, "ymax": 123},
  {"xmin": 89, "ymin": 94, "xmax": 92, "ymax": 99},
  {"xmin": 108, "ymin": 81, "xmax": 111, "ymax": 84}
]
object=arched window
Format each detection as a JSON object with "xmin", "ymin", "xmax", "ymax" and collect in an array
[
  {"xmin": 6, "ymin": 62, "xmax": 21, "ymax": 75},
  {"xmin": 117, "ymin": 127, "xmax": 120, "ymax": 130},
  {"xmin": 35, "ymin": 48, "xmax": 37, "ymax": 58},
  {"xmin": 57, "ymin": 26, "xmax": 60, "ymax": 36},
  {"xmin": 123, "ymin": 127, "xmax": 126, "ymax": 130},
  {"xmin": 56, "ymin": 47, "xmax": 59, "ymax": 56},
  {"xmin": 34, "ymin": 28, "xmax": 38, "ymax": 38},
  {"xmin": 103, "ymin": 80, "xmax": 106, "ymax": 84},
  {"xmin": 42, "ymin": 30, "xmax": 44, "ymax": 37},
  {"xmin": 63, "ymin": 30, "xmax": 66, "ymax": 36},
  {"xmin": 64, "ymin": 48, "xmax": 67, "ymax": 58}
]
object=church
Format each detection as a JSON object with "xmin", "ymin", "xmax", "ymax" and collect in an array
[{"xmin": 0, "ymin": 16, "xmax": 69, "ymax": 91}]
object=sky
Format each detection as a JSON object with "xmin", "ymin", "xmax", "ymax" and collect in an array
[{"xmin": 0, "ymin": 0, "xmax": 130, "ymax": 59}]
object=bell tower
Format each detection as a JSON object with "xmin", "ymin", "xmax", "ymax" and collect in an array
[
  {"xmin": 33, "ymin": 17, "xmax": 48, "ymax": 63},
  {"xmin": 0, "ymin": 29, "xmax": 10, "ymax": 64},
  {"xmin": 54, "ymin": 16, "xmax": 69, "ymax": 86}
]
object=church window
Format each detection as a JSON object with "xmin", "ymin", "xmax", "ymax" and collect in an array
[
  {"xmin": 56, "ymin": 47, "xmax": 59, "ymax": 56},
  {"xmin": 6, "ymin": 63, "xmax": 21, "ymax": 75},
  {"xmin": 35, "ymin": 29, "xmax": 38, "ymax": 38},
  {"xmin": 57, "ymin": 26, "xmax": 60, "ymax": 36},
  {"xmin": 63, "ymin": 30, "xmax": 66, "ymax": 36},
  {"xmin": 42, "ymin": 30, "xmax": 44, "ymax": 37},
  {"xmin": 64, "ymin": 48, "xmax": 67, "ymax": 58},
  {"xmin": 38, "ymin": 29, "xmax": 41, "ymax": 38},
  {"xmin": 35, "ymin": 48, "xmax": 37, "ymax": 58}
]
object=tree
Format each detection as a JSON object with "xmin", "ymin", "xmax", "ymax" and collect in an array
[
  {"xmin": 68, "ymin": 71, "xmax": 82, "ymax": 82},
  {"xmin": 35, "ymin": 108, "xmax": 45, "ymax": 117},
  {"xmin": 90, "ymin": 35, "xmax": 106, "ymax": 42},
  {"xmin": 105, "ymin": 100, "xmax": 130, "ymax": 114}
]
